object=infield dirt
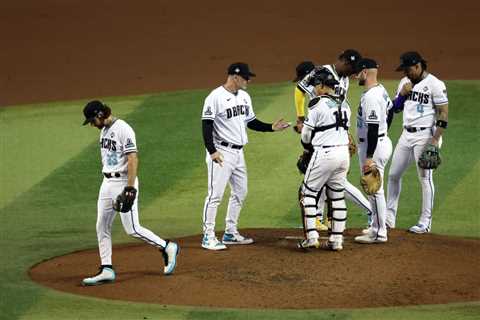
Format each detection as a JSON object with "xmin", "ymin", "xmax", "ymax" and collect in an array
[{"xmin": 30, "ymin": 228, "xmax": 480, "ymax": 309}]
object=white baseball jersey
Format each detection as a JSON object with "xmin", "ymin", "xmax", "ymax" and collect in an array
[
  {"xmin": 397, "ymin": 74, "xmax": 448, "ymax": 127},
  {"xmin": 357, "ymin": 84, "xmax": 392, "ymax": 139},
  {"xmin": 201, "ymin": 86, "xmax": 256, "ymax": 146},
  {"xmin": 297, "ymin": 64, "xmax": 350, "ymax": 100},
  {"xmin": 99, "ymin": 119, "xmax": 137, "ymax": 174},
  {"xmin": 304, "ymin": 95, "xmax": 351, "ymax": 148}
]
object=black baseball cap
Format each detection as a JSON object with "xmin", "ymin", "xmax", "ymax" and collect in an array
[
  {"xmin": 308, "ymin": 67, "xmax": 339, "ymax": 88},
  {"xmin": 338, "ymin": 49, "xmax": 362, "ymax": 66},
  {"xmin": 395, "ymin": 51, "xmax": 426, "ymax": 71},
  {"xmin": 356, "ymin": 58, "xmax": 379, "ymax": 72},
  {"xmin": 227, "ymin": 62, "xmax": 256, "ymax": 80},
  {"xmin": 293, "ymin": 61, "xmax": 315, "ymax": 82},
  {"xmin": 82, "ymin": 100, "xmax": 108, "ymax": 125}
]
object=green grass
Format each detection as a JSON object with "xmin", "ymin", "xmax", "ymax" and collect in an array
[{"xmin": 0, "ymin": 81, "xmax": 479, "ymax": 319}]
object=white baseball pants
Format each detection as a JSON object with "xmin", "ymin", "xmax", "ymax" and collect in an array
[
  {"xmin": 302, "ymin": 146, "xmax": 350, "ymax": 243},
  {"xmin": 358, "ymin": 136, "xmax": 392, "ymax": 239},
  {"xmin": 202, "ymin": 146, "xmax": 247, "ymax": 238},
  {"xmin": 387, "ymin": 128, "xmax": 437, "ymax": 229},
  {"xmin": 96, "ymin": 177, "xmax": 166, "ymax": 266}
]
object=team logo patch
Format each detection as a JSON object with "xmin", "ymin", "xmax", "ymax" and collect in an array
[
  {"xmin": 204, "ymin": 106, "xmax": 213, "ymax": 116},
  {"xmin": 125, "ymin": 138, "xmax": 135, "ymax": 148},
  {"xmin": 368, "ymin": 110, "xmax": 378, "ymax": 120}
]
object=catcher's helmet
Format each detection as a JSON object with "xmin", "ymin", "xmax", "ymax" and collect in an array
[{"xmin": 307, "ymin": 67, "xmax": 339, "ymax": 88}]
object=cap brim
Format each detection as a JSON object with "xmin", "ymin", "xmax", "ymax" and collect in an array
[
  {"xmin": 82, "ymin": 117, "xmax": 95, "ymax": 125},
  {"xmin": 395, "ymin": 64, "xmax": 406, "ymax": 72}
]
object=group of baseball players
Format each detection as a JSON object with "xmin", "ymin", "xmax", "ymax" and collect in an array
[{"xmin": 80, "ymin": 49, "xmax": 448, "ymax": 285}]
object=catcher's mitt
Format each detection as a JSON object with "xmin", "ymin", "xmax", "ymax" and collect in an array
[
  {"xmin": 113, "ymin": 186, "xmax": 137, "ymax": 213},
  {"xmin": 360, "ymin": 165, "xmax": 381, "ymax": 195},
  {"xmin": 418, "ymin": 143, "xmax": 441, "ymax": 169},
  {"xmin": 348, "ymin": 132, "xmax": 357, "ymax": 157},
  {"xmin": 297, "ymin": 150, "xmax": 312, "ymax": 174}
]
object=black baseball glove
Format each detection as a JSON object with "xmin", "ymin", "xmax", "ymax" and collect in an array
[
  {"xmin": 297, "ymin": 150, "xmax": 312, "ymax": 174},
  {"xmin": 418, "ymin": 143, "xmax": 441, "ymax": 169},
  {"xmin": 113, "ymin": 186, "xmax": 137, "ymax": 213}
]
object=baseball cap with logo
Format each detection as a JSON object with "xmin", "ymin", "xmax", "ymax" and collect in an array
[
  {"xmin": 338, "ymin": 49, "xmax": 362, "ymax": 66},
  {"xmin": 293, "ymin": 61, "xmax": 315, "ymax": 82},
  {"xmin": 395, "ymin": 51, "xmax": 426, "ymax": 71},
  {"xmin": 82, "ymin": 100, "xmax": 108, "ymax": 125},
  {"xmin": 227, "ymin": 62, "xmax": 256, "ymax": 80},
  {"xmin": 356, "ymin": 58, "xmax": 379, "ymax": 72}
]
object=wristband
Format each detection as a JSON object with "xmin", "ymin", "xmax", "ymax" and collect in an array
[{"xmin": 436, "ymin": 120, "xmax": 448, "ymax": 128}]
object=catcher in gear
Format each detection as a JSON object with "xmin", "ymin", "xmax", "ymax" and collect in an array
[
  {"xmin": 353, "ymin": 58, "xmax": 393, "ymax": 244},
  {"xmin": 81, "ymin": 100, "xmax": 179, "ymax": 286}
]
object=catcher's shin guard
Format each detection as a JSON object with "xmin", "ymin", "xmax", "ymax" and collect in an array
[
  {"xmin": 326, "ymin": 185, "xmax": 347, "ymax": 242},
  {"xmin": 300, "ymin": 182, "xmax": 319, "ymax": 240}
]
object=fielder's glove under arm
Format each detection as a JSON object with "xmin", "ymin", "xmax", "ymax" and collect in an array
[
  {"xmin": 113, "ymin": 186, "xmax": 137, "ymax": 213},
  {"xmin": 360, "ymin": 166, "xmax": 381, "ymax": 195},
  {"xmin": 297, "ymin": 150, "xmax": 312, "ymax": 174},
  {"xmin": 418, "ymin": 143, "xmax": 441, "ymax": 169}
]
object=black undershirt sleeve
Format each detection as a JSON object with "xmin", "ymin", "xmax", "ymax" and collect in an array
[
  {"xmin": 202, "ymin": 120, "xmax": 217, "ymax": 155},
  {"xmin": 247, "ymin": 118, "xmax": 274, "ymax": 132},
  {"xmin": 366, "ymin": 123, "xmax": 380, "ymax": 158},
  {"xmin": 386, "ymin": 108, "xmax": 394, "ymax": 129}
]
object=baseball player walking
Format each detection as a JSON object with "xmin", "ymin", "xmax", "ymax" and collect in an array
[
  {"xmin": 293, "ymin": 50, "xmax": 373, "ymax": 230},
  {"xmin": 298, "ymin": 67, "xmax": 351, "ymax": 251},
  {"xmin": 386, "ymin": 52, "xmax": 449, "ymax": 233},
  {"xmin": 81, "ymin": 100, "xmax": 179, "ymax": 285},
  {"xmin": 353, "ymin": 58, "xmax": 393, "ymax": 244},
  {"xmin": 201, "ymin": 63, "xmax": 289, "ymax": 250}
]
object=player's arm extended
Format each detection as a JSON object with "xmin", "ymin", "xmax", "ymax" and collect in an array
[
  {"xmin": 431, "ymin": 103, "xmax": 448, "ymax": 145},
  {"xmin": 126, "ymin": 152, "xmax": 138, "ymax": 187}
]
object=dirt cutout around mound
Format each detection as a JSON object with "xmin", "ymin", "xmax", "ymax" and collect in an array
[{"xmin": 30, "ymin": 228, "xmax": 480, "ymax": 309}]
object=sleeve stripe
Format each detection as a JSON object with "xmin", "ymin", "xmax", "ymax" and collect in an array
[{"xmin": 245, "ymin": 116, "xmax": 256, "ymax": 123}]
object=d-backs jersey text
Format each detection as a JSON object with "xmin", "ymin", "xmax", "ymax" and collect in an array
[
  {"xmin": 201, "ymin": 86, "xmax": 256, "ymax": 146},
  {"xmin": 99, "ymin": 119, "xmax": 137, "ymax": 174},
  {"xmin": 397, "ymin": 74, "xmax": 448, "ymax": 127},
  {"xmin": 304, "ymin": 95, "xmax": 351, "ymax": 147},
  {"xmin": 357, "ymin": 84, "xmax": 392, "ymax": 139}
]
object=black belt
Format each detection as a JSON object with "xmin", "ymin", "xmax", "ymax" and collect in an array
[
  {"xmin": 322, "ymin": 144, "xmax": 348, "ymax": 149},
  {"xmin": 220, "ymin": 141, "xmax": 243, "ymax": 149},
  {"xmin": 359, "ymin": 133, "xmax": 385, "ymax": 143},
  {"xmin": 103, "ymin": 172, "xmax": 121, "ymax": 178},
  {"xmin": 404, "ymin": 126, "xmax": 428, "ymax": 133}
]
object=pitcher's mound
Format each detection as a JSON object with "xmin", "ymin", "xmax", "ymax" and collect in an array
[{"xmin": 29, "ymin": 228, "xmax": 480, "ymax": 309}]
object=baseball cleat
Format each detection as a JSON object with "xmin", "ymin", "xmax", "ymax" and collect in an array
[
  {"xmin": 297, "ymin": 238, "xmax": 320, "ymax": 249},
  {"xmin": 201, "ymin": 236, "xmax": 227, "ymax": 250},
  {"xmin": 321, "ymin": 240, "xmax": 343, "ymax": 251},
  {"xmin": 82, "ymin": 266, "xmax": 115, "ymax": 286},
  {"xmin": 408, "ymin": 224, "xmax": 430, "ymax": 234},
  {"xmin": 354, "ymin": 233, "xmax": 387, "ymax": 244},
  {"xmin": 315, "ymin": 219, "xmax": 329, "ymax": 231},
  {"xmin": 162, "ymin": 240, "xmax": 180, "ymax": 275},
  {"xmin": 362, "ymin": 225, "xmax": 372, "ymax": 235},
  {"xmin": 222, "ymin": 233, "xmax": 254, "ymax": 245}
]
